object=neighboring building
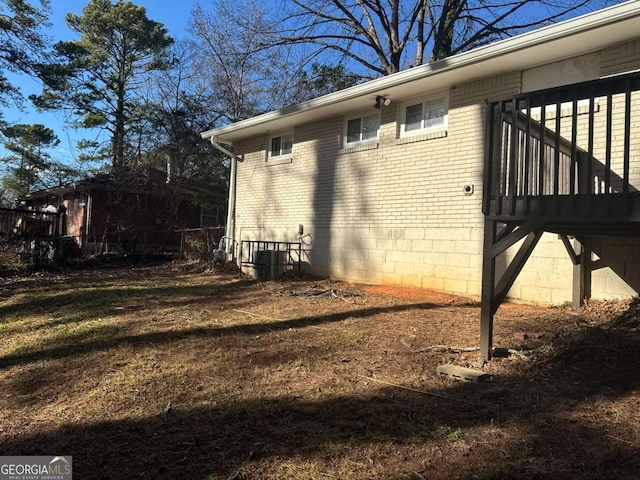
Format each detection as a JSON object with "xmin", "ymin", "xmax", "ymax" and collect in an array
[
  {"xmin": 201, "ymin": 2, "xmax": 640, "ymax": 322},
  {"xmin": 20, "ymin": 170, "xmax": 214, "ymax": 254}
]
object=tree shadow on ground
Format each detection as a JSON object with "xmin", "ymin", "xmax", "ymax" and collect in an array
[
  {"xmin": 0, "ymin": 301, "xmax": 444, "ymax": 370},
  {"xmin": 0, "ymin": 278, "xmax": 259, "ymax": 331},
  {"xmin": 1, "ymin": 300, "xmax": 640, "ymax": 479}
]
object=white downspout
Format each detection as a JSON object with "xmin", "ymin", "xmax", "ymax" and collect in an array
[{"xmin": 208, "ymin": 137, "xmax": 240, "ymax": 261}]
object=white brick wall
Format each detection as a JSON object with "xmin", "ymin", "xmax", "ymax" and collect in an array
[{"xmin": 232, "ymin": 40, "xmax": 640, "ymax": 304}]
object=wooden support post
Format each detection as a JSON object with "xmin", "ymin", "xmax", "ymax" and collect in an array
[
  {"xmin": 559, "ymin": 234, "xmax": 583, "ymax": 310},
  {"xmin": 582, "ymin": 241, "xmax": 592, "ymax": 305},
  {"xmin": 480, "ymin": 220, "xmax": 497, "ymax": 363},
  {"xmin": 567, "ymin": 237, "xmax": 592, "ymax": 310},
  {"xmin": 480, "ymin": 221, "xmax": 543, "ymax": 363},
  {"xmin": 571, "ymin": 238, "xmax": 582, "ymax": 310}
]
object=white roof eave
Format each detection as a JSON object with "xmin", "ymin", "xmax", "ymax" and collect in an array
[{"xmin": 201, "ymin": 1, "xmax": 640, "ymax": 145}]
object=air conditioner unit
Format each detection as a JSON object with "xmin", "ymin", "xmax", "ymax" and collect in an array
[{"xmin": 254, "ymin": 250, "xmax": 286, "ymax": 280}]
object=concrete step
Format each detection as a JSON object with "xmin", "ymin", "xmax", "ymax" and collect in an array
[{"xmin": 436, "ymin": 364, "xmax": 488, "ymax": 382}]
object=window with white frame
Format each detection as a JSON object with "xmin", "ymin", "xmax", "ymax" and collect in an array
[
  {"xmin": 400, "ymin": 92, "xmax": 448, "ymax": 137},
  {"xmin": 344, "ymin": 112, "xmax": 380, "ymax": 147},
  {"xmin": 269, "ymin": 132, "xmax": 293, "ymax": 160}
]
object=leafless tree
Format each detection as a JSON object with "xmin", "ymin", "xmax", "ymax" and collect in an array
[
  {"xmin": 133, "ymin": 42, "xmax": 230, "ymax": 218},
  {"xmin": 189, "ymin": 0, "xmax": 306, "ymax": 120},
  {"xmin": 254, "ymin": 0, "xmax": 623, "ymax": 76}
]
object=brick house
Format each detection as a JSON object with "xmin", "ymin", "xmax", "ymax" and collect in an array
[
  {"xmin": 21, "ymin": 170, "xmax": 212, "ymax": 255},
  {"xmin": 201, "ymin": 1, "xmax": 640, "ymax": 355}
]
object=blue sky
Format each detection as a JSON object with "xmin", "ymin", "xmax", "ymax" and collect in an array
[
  {"xmin": 3, "ymin": 0, "xmax": 201, "ymax": 164},
  {"xmin": 47, "ymin": 0, "xmax": 198, "ymax": 41}
]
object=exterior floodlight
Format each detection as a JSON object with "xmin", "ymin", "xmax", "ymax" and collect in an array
[{"xmin": 374, "ymin": 95, "xmax": 391, "ymax": 108}]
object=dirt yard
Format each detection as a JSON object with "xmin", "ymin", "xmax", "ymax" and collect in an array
[{"xmin": 0, "ymin": 260, "xmax": 639, "ymax": 479}]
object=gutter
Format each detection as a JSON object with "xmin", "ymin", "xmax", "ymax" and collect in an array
[{"xmin": 208, "ymin": 137, "xmax": 241, "ymax": 260}]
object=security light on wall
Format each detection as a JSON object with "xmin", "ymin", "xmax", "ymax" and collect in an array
[{"xmin": 374, "ymin": 95, "xmax": 391, "ymax": 109}]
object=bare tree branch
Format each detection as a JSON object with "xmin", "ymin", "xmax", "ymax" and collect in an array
[{"xmin": 234, "ymin": 0, "xmax": 623, "ymax": 76}]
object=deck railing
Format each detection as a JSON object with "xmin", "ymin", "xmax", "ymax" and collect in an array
[
  {"xmin": 484, "ymin": 71, "xmax": 640, "ymax": 220},
  {"xmin": 0, "ymin": 207, "xmax": 62, "ymax": 239}
]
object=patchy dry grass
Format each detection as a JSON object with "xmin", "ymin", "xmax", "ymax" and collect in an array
[{"xmin": 0, "ymin": 261, "xmax": 639, "ymax": 479}]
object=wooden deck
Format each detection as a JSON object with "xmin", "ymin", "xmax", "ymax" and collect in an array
[
  {"xmin": 480, "ymin": 71, "xmax": 640, "ymax": 361},
  {"xmin": 487, "ymin": 195, "xmax": 640, "ymax": 232}
]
